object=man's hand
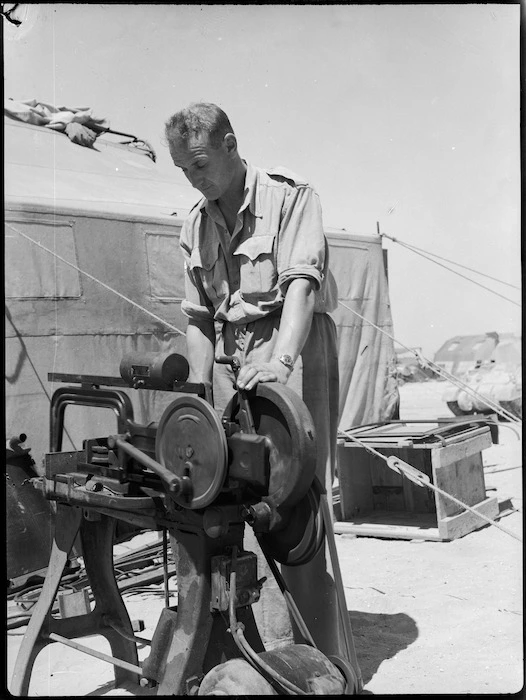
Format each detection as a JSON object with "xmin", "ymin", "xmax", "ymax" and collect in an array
[
  {"xmin": 236, "ymin": 359, "xmax": 291, "ymax": 391},
  {"xmin": 65, "ymin": 122, "xmax": 98, "ymax": 147}
]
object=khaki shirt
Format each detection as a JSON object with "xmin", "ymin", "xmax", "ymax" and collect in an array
[{"xmin": 179, "ymin": 163, "xmax": 338, "ymax": 324}]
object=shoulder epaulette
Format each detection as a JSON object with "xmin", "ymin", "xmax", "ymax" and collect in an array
[{"xmin": 266, "ymin": 166, "xmax": 309, "ymax": 187}]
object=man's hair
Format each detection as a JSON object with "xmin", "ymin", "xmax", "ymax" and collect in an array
[{"xmin": 165, "ymin": 103, "xmax": 234, "ymax": 149}]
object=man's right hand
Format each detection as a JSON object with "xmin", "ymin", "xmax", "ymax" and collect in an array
[{"xmin": 65, "ymin": 122, "xmax": 98, "ymax": 147}]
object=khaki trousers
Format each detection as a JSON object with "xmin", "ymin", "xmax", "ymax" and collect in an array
[{"xmin": 213, "ymin": 313, "xmax": 346, "ymax": 659}]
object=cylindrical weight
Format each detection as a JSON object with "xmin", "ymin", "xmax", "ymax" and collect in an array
[{"xmin": 120, "ymin": 351, "xmax": 189, "ymax": 389}]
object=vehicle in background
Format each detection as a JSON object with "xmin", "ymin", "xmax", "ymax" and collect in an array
[
  {"xmin": 433, "ymin": 331, "xmax": 501, "ymax": 378},
  {"xmin": 394, "ymin": 347, "xmax": 437, "ymax": 383},
  {"xmin": 442, "ymin": 333, "xmax": 522, "ymax": 419}
]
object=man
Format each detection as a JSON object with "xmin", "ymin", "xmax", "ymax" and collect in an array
[{"xmin": 165, "ymin": 102, "xmax": 345, "ymax": 660}]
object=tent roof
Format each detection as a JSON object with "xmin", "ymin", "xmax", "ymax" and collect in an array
[{"xmin": 4, "ymin": 117, "xmax": 199, "ymax": 222}]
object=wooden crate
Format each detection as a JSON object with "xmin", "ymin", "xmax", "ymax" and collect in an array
[{"xmin": 334, "ymin": 421, "xmax": 498, "ymax": 541}]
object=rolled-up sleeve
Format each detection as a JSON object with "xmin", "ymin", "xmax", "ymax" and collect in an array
[{"xmin": 276, "ymin": 185, "xmax": 326, "ymax": 293}]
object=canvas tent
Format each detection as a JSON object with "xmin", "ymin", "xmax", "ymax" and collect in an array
[{"xmin": 5, "ymin": 114, "xmax": 398, "ymax": 469}]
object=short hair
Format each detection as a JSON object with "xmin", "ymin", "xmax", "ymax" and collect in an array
[{"xmin": 165, "ymin": 102, "xmax": 234, "ymax": 149}]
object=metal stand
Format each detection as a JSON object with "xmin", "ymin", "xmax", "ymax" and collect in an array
[
  {"xmin": 143, "ymin": 523, "xmax": 264, "ymax": 695},
  {"xmin": 11, "ymin": 505, "xmax": 139, "ymax": 696},
  {"xmin": 12, "ymin": 358, "xmax": 360, "ymax": 695},
  {"xmin": 11, "ymin": 497, "xmax": 265, "ymax": 696}
]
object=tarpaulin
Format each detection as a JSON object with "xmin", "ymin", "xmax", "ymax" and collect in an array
[{"xmin": 328, "ymin": 232, "xmax": 399, "ymax": 430}]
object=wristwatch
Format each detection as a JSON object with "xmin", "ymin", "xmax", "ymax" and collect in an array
[{"xmin": 276, "ymin": 354, "xmax": 295, "ymax": 371}]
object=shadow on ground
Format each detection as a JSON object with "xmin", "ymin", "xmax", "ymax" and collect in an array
[
  {"xmin": 349, "ymin": 610, "xmax": 419, "ymax": 687},
  {"xmin": 86, "ymin": 679, "xmax": 156, "ymax": 696}
]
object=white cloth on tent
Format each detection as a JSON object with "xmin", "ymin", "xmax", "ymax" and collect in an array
[{"xmin": 4, "ymin": 98, "xmax": 108, "ymax": 131}]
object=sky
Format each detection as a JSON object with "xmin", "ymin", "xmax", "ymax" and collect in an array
[{"xmin": 4, "ymin": 3, "xmax": 521, "ymax": 357}]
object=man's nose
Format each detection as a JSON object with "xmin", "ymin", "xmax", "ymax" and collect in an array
[{"xmin": 185, "ymin": 171, "xmax": 203, "ymax": 190}]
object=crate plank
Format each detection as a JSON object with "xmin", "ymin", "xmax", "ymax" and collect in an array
[
  {"xmin": 432, "ymin": 451, "xmax": 486, "ymax": 521},
  {"xmin": 431, "ymin": 431, "xmax": 493, "ymax": 468},
  {"xmin": 334, "ymin": 512, "xmax": 443, "ymax": 542},
  {"xmin": 437, "ymin": 495, "xmax": 499, "ymax": 540}
]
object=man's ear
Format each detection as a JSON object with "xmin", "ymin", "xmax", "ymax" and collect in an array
[{"xmin": 223, "ymin": 132, "xmax": 238, "ymax": 156}]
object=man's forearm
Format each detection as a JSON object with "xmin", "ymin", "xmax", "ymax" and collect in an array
[
  {"xmin": 272, "ymin": 277, "xmax": 315, "ymax": 362},
  {"xmin": 232, "ymin": 278, "xmax": 316, "ymax": 390},
  {"xmin": 186, "ymin": 318, "xmax": 216, "ymax": 383}
]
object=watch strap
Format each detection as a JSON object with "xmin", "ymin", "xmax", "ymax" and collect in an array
[{"xmin": 276, "ymin": 354, "xmax": 295, "ymax": 371}]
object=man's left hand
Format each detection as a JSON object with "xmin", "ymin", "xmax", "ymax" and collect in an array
[{"xmin": 236, "ymin": 359, "xmax": 291, "ymax": 391}]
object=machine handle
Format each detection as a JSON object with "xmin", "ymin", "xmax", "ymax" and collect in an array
[
  {"xmin": 215, "ymin": 355, "xmax": 241, "ymax": 374},
  {"xmin": 215, "ymin": 356, "xmax": 255, "ymax": 434},
  {"xmin": 107, "ymin": 435, "xmax": 190, "ymax": 498}
]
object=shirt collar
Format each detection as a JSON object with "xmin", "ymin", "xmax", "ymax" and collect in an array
[
  {"xmin": 241, "ymin": 162, "xmax": 262, "ymax": 218},
  {"xmin": 200, "ymin": 162, "xmax": 262, "ymax": 219}
]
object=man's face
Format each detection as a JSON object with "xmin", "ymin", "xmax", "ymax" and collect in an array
[{"xmin": 168, "ymin": 132, "xmax": 234, "ymax": 201}]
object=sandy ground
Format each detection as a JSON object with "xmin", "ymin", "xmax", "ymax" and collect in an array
[{"xmin": 6, "ymin": 380, "xmax": 523, "ymax": 696}]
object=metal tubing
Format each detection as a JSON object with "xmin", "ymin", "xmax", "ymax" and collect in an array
[
  {"xmin": 49, "ymin": 387, "xmax": 134, "ymax": 452},
  {"xmin": 47, "ymin": 633, "xmax": 143, "ymax": 675},
  {"xmin": 103, "ymin": 618, "xmax": 151, "ymax": 647}
]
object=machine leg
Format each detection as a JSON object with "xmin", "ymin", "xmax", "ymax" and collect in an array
[
  {"xmin": 78, "ymin": 513, "xmax": 140, "ymax": 688},
  {"xmin": 11, "ymin": 504, "xmax": 83, "ymax": 696},
  {"xmin": 11, "ymin": 508, "xmax": 140, "ymax": 696},
  {"xmin": 145, "ymin": 525, "xmax": 263, "ymax": 695}
]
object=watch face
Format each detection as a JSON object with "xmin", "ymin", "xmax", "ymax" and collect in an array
[{"xmin": 280, "ymin": 354, "xmax": 294, "ymax": 369}]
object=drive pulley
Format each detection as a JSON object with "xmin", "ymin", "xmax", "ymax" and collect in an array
[{"xmin": 155, "ymin": 395, "xmax": 228, "ymax": 510}]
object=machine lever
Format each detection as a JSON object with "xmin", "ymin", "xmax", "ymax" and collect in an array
[
  {"xmin": 107, "ymin": 435, "xmax": 189, "ymax": 497},
  {"xmin": 216, "ymin": 355, "xmax": 256, "ymax": 434},
  {"xmin": 216, "ymin": 354, "xmax": 241, "ymax": 373}
]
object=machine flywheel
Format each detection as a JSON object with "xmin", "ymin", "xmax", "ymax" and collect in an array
[
  {"xmin": 155, "ymin": 395, "xmax": 228, "ymax": 509},
  {"xmin": 223, "ymin": 383, "xmax": 317, "ymax": 513},
  {"xmin": 258, "ymin": 482, "xmax": 325, "ymax": 566}
]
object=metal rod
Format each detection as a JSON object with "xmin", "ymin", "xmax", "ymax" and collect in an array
[
  {"xmin": 47, "ymin": 633, "xmax": 143, "ymax": 675},
  {"xmin": 111, "ymin": 437, "xmax": 182, "ymax": 494},
  {"xmin": 163, "ymin": 529, "xmax": 169, "ymax": 608},
  {"xmin": 48, "ymin": 372, "xmax": 128, "ymax": 387}
]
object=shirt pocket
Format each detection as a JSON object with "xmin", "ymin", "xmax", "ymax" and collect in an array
[
  {"xmin": 233, "ymin": 234, "xmax": 277, "ymax": 295},
  {"xmin": 189, "ymin": 242, "xmax": 224, "ymax": 301}
]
